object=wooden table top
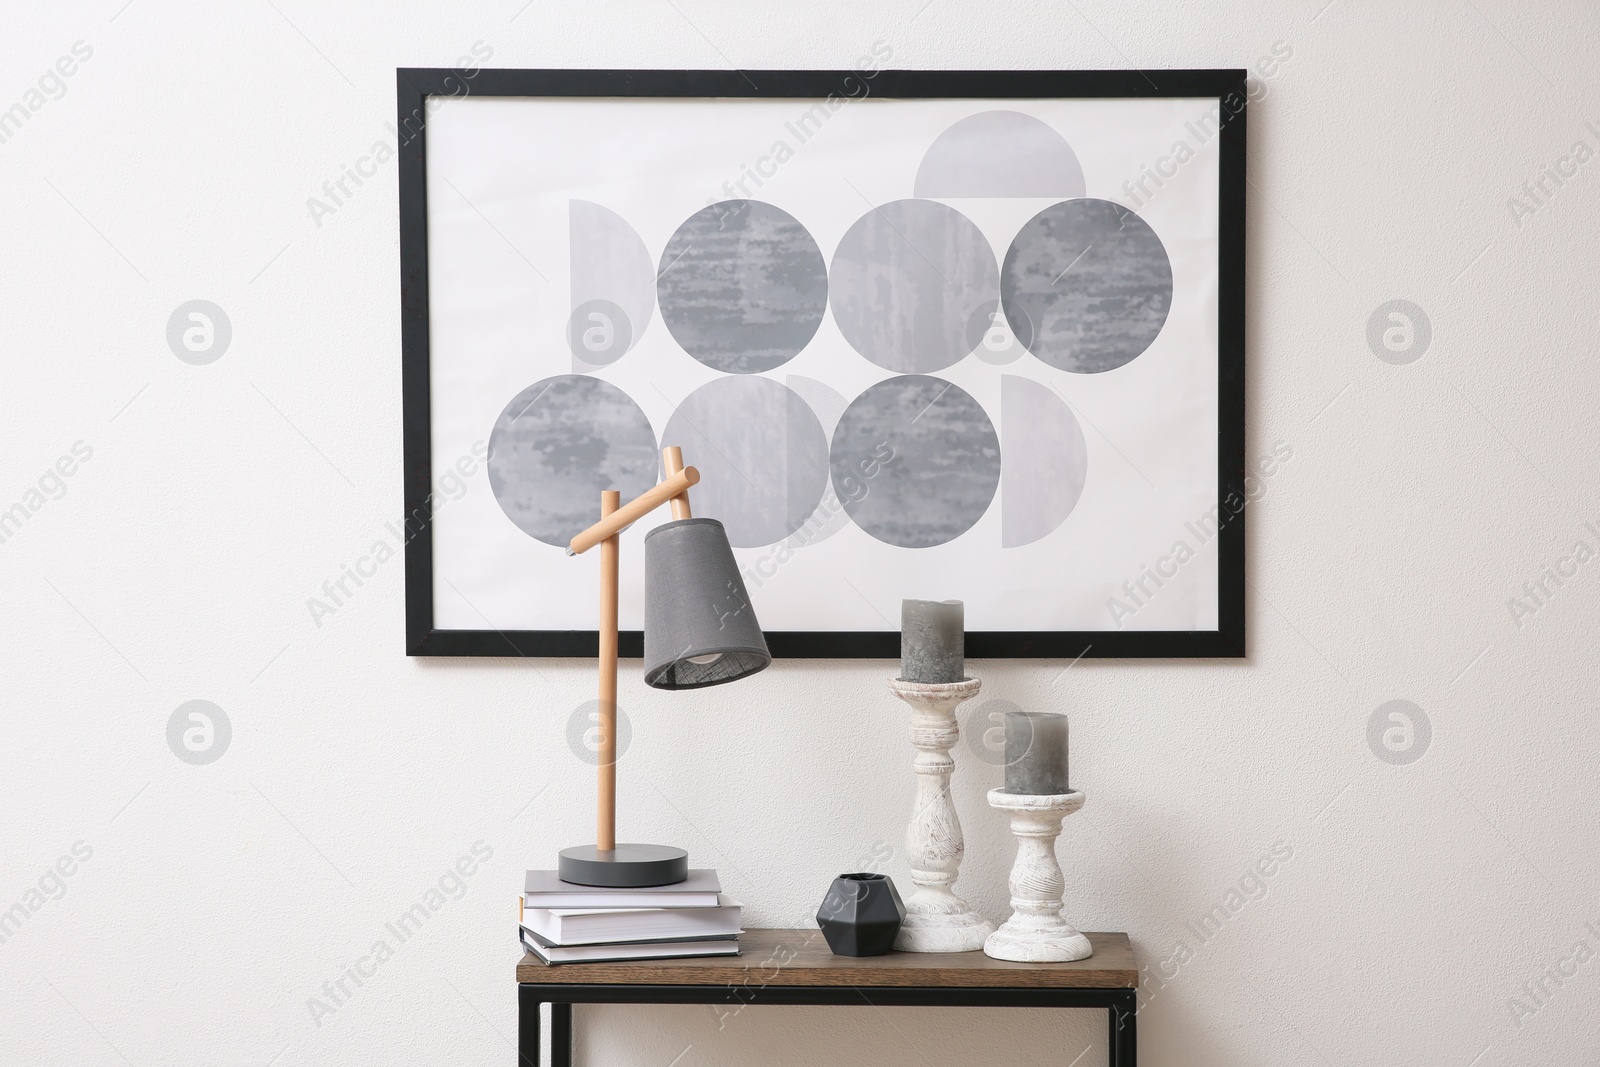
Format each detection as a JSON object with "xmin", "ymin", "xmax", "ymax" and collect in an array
[{"xmin": 517, "ymin": 929, "xmax": 1135, "ymax": 988}]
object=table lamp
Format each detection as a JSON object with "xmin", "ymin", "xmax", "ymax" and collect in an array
[{"xmin": 557, "ymin": 446, "xmax": 770, "ymax": 887}]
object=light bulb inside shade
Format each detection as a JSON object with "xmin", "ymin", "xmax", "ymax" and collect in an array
[{"xmin": 686, "ymin": 653, "xmax": 723, "ymax": 665}]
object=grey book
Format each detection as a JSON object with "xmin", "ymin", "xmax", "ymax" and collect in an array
[
  {"xmin": 519, "ymin": 926, "xmax": 739, "ymax": 950},
  {"xmin": 521, "ymin": 895, "xmax": 742, "ymax": 946}
]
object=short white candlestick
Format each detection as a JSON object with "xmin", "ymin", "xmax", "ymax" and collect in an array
[
  {"xmin": 984, "ymin": 788, "xmax": 1093, "ymax": 963},
  {"xmin": 886, "ymin": 676, "xmax": 996, "ymax": 953}
]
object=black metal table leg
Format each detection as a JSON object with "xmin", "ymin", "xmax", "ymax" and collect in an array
[
  {"xmin": 1108, "ymin": 989, "xmax": 1137, "ymax": 1067},
  {"xmin": 519, "ymin": 982, "xmax": 1137, "ymax": 1067},
  {"xmin": 551, "ymin": 1002, "xmax": 573, "ymax": 1067},
  {"xmin": 517, "ymin": 987, "xmax": 540, "ymax": 1067}
]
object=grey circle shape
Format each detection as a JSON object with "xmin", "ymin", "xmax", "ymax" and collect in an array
[
  {"xmin": 663, "ymin": 376, "xmax": 829, "ymax": 548},
  {"xmin": 831, "ymin": 375, "xmax": 1000, "ymax": 548},
  {"xmin": 1002, "ymin": 199, "xmax": 1173, "ymax": 373},
  {"xmin": 167, "ymin": 700, "xmax": 231, "ymax": 765},
  {"xmin": 1366, "ymin": 300, "xmax": 1431, "ymax": 365},
  {"xmin": 567, "ymin": 299, "xmax": 633, "ymax": 366},
  {"xmin": 657, "ymin": 200, "xmax": 828, "ymax": 373},
  {"xmin": 830, "ymin": 199, "xmax": 999, "ymax": 373},
  {"xmin": 567, "ymin": 700, "xmax": 632, "ymax": 766},
  {"xmin": 1367, "ymin": 700, "xmax": 1431, "ymax": 765},
  {"xmin": 967, "ymin": 299, "xmax": 1031, "ymax": 366},
  {"xmin": 488, "ymin": 375, "xmax": 659, "ymax": 547},
  {"xmin": 962, "ymin": 698, "xmax": 1022, "ymax": 767},
  {"xmin": 166, "ymin": 300, "xmax": 232, "ymax": 365}
]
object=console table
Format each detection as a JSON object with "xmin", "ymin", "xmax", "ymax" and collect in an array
[{"xmin": 517, "ymin": 929, "xmax": 1137, "ymax": 1066}]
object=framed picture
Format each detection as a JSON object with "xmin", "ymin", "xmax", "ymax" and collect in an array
[{"xmin": 400, "ymin": 67, "xmax": 1246, "ymax": 659}]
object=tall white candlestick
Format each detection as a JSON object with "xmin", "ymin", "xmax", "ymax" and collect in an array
[{"xmin": 886, "ymin": 675, "xmax": 995, "ymax": 953}]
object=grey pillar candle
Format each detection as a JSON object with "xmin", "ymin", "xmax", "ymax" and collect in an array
[
  {"xmin": 1004, "ymin": 712, "xmax": 1069, "ymax": 795},
  {"xmin": 900, "ymin": 599, "xmax": 964, "ymax": 683}
]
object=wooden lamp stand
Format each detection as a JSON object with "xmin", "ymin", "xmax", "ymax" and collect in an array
[{"xmin": 557, "ymin": 447, "xmax": 700, "ymax": 888}]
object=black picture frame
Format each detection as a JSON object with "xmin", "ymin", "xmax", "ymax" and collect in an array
[{"xmin": 399, "ymin": 67, "xmax": 1246, "ymax": 660}]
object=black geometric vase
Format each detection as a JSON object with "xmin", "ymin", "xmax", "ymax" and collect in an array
[{"xmin": 815, "ymin": 873, "xmax": 906, "ymax": 956}]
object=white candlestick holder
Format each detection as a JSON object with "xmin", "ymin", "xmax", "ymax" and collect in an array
[
  {"xmin": 886, "ymin": 676, "xmax": 996, "ymax": 953},
  {"xmin": 984, "ymin": 788, "xmax": 1093, "ymax": 963}
]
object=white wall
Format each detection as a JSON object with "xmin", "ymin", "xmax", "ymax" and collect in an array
[{"xmin": 3, "ymin": 2, "xmax": 1598, "ymax": 1065}]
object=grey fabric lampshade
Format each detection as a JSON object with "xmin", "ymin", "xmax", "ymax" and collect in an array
[{"xmin": 643, "ymin": 518, "xmax": 770, "ymax": 690}]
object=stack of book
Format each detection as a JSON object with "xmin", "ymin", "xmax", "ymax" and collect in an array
[{"xmin": 518, "ymin": 868, "xmax": 741, "ymax": 965}]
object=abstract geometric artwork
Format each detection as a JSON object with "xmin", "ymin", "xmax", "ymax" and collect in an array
[{"xmin": 401, "ymin": 69, "xmax": 1247, "ymax": 658}]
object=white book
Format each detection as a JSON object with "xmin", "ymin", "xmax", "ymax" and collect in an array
[
  {"xmin": 520, "ymin": 931, "xmax": 740, "ymax": 966},
  {"xmin": 521, "ymin": 896, "xmax": 742, "ymax": 946}
]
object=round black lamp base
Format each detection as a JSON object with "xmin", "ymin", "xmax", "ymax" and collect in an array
[{"xmin": 558, "ymin": 843, "xmax": 689, "ymax": 887}]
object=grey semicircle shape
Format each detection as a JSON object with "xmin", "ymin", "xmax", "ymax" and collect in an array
[
  {"xmin": 1001, "ymin": 375, "xmax": 1087, "ymax": 548},
  {"xmin": 780, "ymin": 375, "xmax": 852, "ymax": 548},
  {"xmin": 569, "ymin": 200, "xmax": 656, "ymax": 369},
  {"xmin": 914, "ymin": 111, "xmax": 1086, "ymax": 199}
]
